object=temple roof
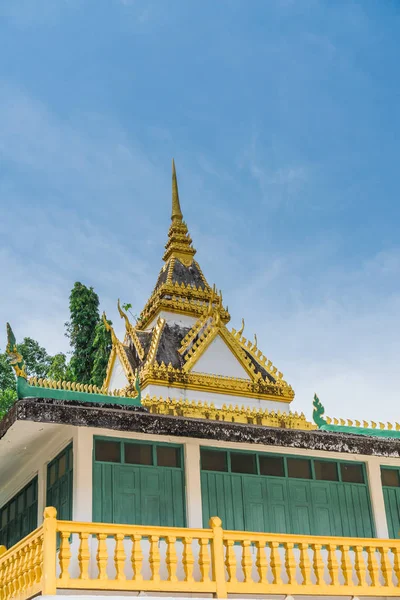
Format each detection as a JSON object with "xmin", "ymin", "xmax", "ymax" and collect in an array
[
  {"xmin": 103, "ymin": 161, "xmax": 294, "ymax": 404},
  {"xmin": 137, "ymin": 160, "xmax": 229, "ymax": 328}
]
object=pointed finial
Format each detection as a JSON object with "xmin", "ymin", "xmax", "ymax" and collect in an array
[{"xmin": 172, "ymin": 158, "xmax": 183, "ymax": 221}]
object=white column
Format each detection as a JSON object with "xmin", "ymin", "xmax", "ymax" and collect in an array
[
  {"xmin": 184, "ymin": 441, "xmax": 203, "ymax": 528},
  {"xmin": 37, "ymin": 462, "xmax": 47, "ymax": 526},
  {"xmin": 366, "ymin": 457, "xmax": 389, "ymax": 538},
  {"xmin": 72, "ymin": 428, "xmax": 93, "ymax": 522}
]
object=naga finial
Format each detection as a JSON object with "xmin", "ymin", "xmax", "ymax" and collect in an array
[
  {"xmin": 117, "ymin": 298, "xmax": 131, "ymax": 332},
  {"xmin": 102, "ymin": 312, "xmax": 117, "ymax": 345},
  {"xmin": 6, "ymin": 322, "xmax": 27, "ymax": 379},
  {"xmin": 133, "ymin": 370, "xmax": 141, "ymax": 403},
  {"xmin": 238, "ymin": 318, "xmax": 245, "ymax": 337},
  {"xmin": 312, "ymin": 393, "xmax": 326, "ymax": 428}
]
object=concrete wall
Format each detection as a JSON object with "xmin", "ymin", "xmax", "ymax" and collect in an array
[{"xmin": 1, "ymin": 421, "xmax": 399, "ymax": 540}]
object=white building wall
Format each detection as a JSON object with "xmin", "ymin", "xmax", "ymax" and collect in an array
[
  {"xmin": 108, "ymin": 355, "xmax": 129, "ymax": 391},
  {"xmin": 191, "ymin": 334, "xmax": 251, "ymax": 379}
]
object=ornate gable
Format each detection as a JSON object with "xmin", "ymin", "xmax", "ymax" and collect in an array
[{"xmin": 104, "ymin": 161, "xmax": 294, "ymax": 406}]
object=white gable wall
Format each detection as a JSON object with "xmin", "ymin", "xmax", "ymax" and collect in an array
[
  {"xmin": 191, "ymin": 334, "xmax": 250, "ymax": 379},
  {"xmin": 108, "ymin": 355, "xmax": 129, "ymax": 392}
]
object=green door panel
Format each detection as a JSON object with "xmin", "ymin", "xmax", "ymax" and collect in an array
[
  {"xmin": 47, "ymin": 444, "xmax": 73, "ymax": 522},
  {"xmin": 311, "ymin": 484, "xmax": 333, "ymax": 536},
  {"xmin": 0, "ymin": 477, "xmax": 38, "ymax": 548},
  {"xmin": 243, "ymin": 477, "xmax": 267, "ymax": 533},
  {"xmin": 200, "ymin": 449, "xmax": 374, "ymax": 537},
  {"xmin": 383, "ymin": 488, "xmax": 400, "ymax": 539},
  {"xmin": 93, "ymin": 440, "xmax": 185, "ymax": 528},
  {"xmin": 288, "ymin": 481, "xmax": 312, "ymax": 534}
]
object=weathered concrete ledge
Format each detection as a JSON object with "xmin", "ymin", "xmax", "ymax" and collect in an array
[{"xmin": 1, "ymin": 397, "xmax": 400, "ymax": 457}]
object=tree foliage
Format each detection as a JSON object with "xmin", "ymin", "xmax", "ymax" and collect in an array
[
  {"xmin": 65, "ymin": 282, "xmax": 100, "ymax": 384},
  {"xmin": 91, "ymin": 319, "xmax": 112, "ymax": 388},
  {"xmin": 47, "ymin": 353, "xmax": 68, "ymax": 381},
  {"xmin": 17, "ymin": 337, "xmax": 52, "ymax": 378},
  {"xmin": 0, "ymin": 352, "xmax": 17, "ymax": 418}
]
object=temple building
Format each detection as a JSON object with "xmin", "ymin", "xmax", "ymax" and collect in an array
[{"xmin": 1, "ymin": 162, "xmax": 400, "ymax": 600}]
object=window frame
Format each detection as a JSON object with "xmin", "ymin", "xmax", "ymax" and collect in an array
[
  {"xmin": 93, "ymin": 436, "xmax": 184, "ymax": 470},
  {"xmin": 199, "ymin": 446, "xmax": 368, "ymax": 484}
]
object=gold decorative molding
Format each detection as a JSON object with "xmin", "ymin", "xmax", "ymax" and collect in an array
[
  {"xmin": 232, "ymin": 327, "xmax": 289, "ymax": 387},
  {"xmin": 140, "ymin": 362, "xmax": 293, "ymax": 402},
  {"xmin": 103, "ymin": 312, "xmax": 136, "ymax": 390},
  {"xmin": 146, "ymin": 317, "xmax": 166, "ymax": 365},
  {"xmin": 117, "ymin": 299, "xmax": 144, "ymax": 360},
  {"xmin": 142, "ymin": 395, "xmax": 314, "ymax": 429}
]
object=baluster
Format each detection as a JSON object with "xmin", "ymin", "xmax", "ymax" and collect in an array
[
  {"xmin": 241, "ymin": 540, "xmax": 252, "ymax": 583},
  {"xmin": 19, "ymin": 546, "xmax": 28, "ymax": 593},
  {"xmin": 0, "ymin": 550, "xmax": 4, "ymax": 600},
  {"xmin": 24, "ymin": 543, "xmax": 33, "ymax": 592},
  {"xmin": 78, "ymin": 533, "xmax": 90, "ymax": 580},
  {"xmin": 299, "ymin": 542, "xmax": 312, "ymax": 585},
  {"xmin": 2, "ymin": 556, "xmax": 9, "ymax": 600},
  {"xmin": 14, "ymin": 550, "xmax": 22, "ymax": 596},
  {"xmin": 366, "ymin": 547, "xmax": 380, "ymax": 587},
  {"xmin": 269, "ymin": 541, "xmax": 282, "ymax": 585},
  {"xmin": 96, "ymin": 533, "xmax": 108, "ymax": 580},
  {"xmin": 380, "ymin": 546, "xmax": 393, "ymax": 587},
  {"xmin": 114, "ymin": 534, "xmax": 126, "ymax": 581},
  {"xmin": 27, "ymin": 541, "xmax": 36, "ymax": 589},
  {"xmin": 149, "ymin": 536, "xmax": 160, "ymax": 583},
  {"xmin": 340, "ymin": 544, "xmax": 353, "ymax": 586},
  {"xmin": 285, "ymin": 542, "xmax": 297, "ymax": 585},
  {"xmin": 392, "ymin": 546, "xmax": 400, "ymax": 587},
  {"xmin": 183, "ymin": 537, "xmax": 194, "ymax": 583},
  {"xmin": 166, "ymin": 536, "xmax": 178, "ymax": 583},
  {"xmin": 11, "ymin": 551, "xmax": 18, "ymax": 598},
  {"xmin": 255, "ymin": 540, "xmax": 267, "ymax": 584},
  {"xmin": 199, "ymin": 538, "xmax": 211, "ymax": 582},
  {"xmin": 225, "ymin": 540, "xmax": 237, "ymax": 583},
  {"xmin": 59, "ymin": 531, "xmax": 71, "ymax": 582},
  {"xmin": 2, "ymin": 557, "xmax": 9, "ymax": 600},
  {"xmin": 312, "ymin": 543, "xmax": 324, "ymax": 585},
  {"xmin": 354, "ymin": 545, "xmax": 367, "ymax": 587},
  {"xmin": 9, "ymin": 553, "xmax": 16, "ymax": 599},
  {"xmin": 34, "ymin": 536, "xmax": 43, "ymax": 585},
  {"xmin": 130, "ymin": 534, "xmax": 143, "ymax": 582},
  {"xmin": 327, "ymin": 544, "xmax": 339, "ymax": 586}
]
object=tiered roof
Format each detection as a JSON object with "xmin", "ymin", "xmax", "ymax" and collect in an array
[{"xmin": 104, "ymin": 161, "xmax": 294, "ymax": 405}]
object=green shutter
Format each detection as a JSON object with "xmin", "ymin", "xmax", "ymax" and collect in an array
[
  {"xmin": 381, "ymin": 468, "xmax": 400, "ymax": 539},
  {"xmin": 383, "ymin": 488, "xmax": 400, "ymax": 539},
  {"xmin": 93, "ymin": 439, "xmax": 186, "ymax": 527},
  {"xmin": 0, "ymin": 477, "xmax": 38, "ymax": 548},
  {"xmin": 201, "ymin": 448, "xmax": 374, "ymax": 537},
  {"xmin": 46, "ymin": 444, "xmax": 73, "ymax": 521}
]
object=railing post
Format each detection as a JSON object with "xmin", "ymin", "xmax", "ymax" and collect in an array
[
  {"xmin": 42, "ymin": 507, "xmax": 57, "ymax": 595},
  {"xmin": 209, "ymin": 517, "xmax": 227, "ymax": 598}
]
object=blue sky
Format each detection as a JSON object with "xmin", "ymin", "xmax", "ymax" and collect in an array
[{"xmin": 1, "ymin": 0, "xmax": 400, "ymax": 420}]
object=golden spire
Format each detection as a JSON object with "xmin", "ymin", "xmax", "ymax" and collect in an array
[
  {"xmin": 172, "ymin": 158, "xmax": 183, "ymax": 221},
  {"xmin": 163, "ymin": 159, "xmax": 196, "ymax": 265}
]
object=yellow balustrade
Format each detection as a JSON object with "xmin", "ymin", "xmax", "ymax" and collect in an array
[{"xmin": 2, "ymin": 508, "xmax": 400, "ymax": 600}]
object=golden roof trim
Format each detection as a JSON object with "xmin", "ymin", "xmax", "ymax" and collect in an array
[
  {"xmin": 140, "ymin": 363, "xmax": 293, "ymax": 402},
  {"xmin": 117, "ymin": 299, "xmax": 145, "ymax": 360},
  {"xmin": 143, "ymin": 395, "xmax": 315, "ymax": 430}
]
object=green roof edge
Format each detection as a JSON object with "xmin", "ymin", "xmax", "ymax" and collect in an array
[{"xmin": 313, "ymin": 394, "xmax": 400, "ymax": 439}]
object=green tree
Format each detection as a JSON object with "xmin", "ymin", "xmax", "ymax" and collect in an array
[
  {"xmin": 0, "ymin": 388, "xmax": 17, "ymax": 419},
  {"xmin": 0, "ymin": 352, "xmax": 17, "ymax": 418},
  {"xmin": 17, "ymin": 337, "xmax": 52, "ymax": 378},
  {"xmin": 66, "ymin": 282, "xmax": 100, "ymax": 384},
  {"xmin": 91, "ymin": 319, "xmax": 112, "ymax": 388},
  {"xmin": 47, "ymin": 353, "xmax": 68, "ymax": 381}
]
